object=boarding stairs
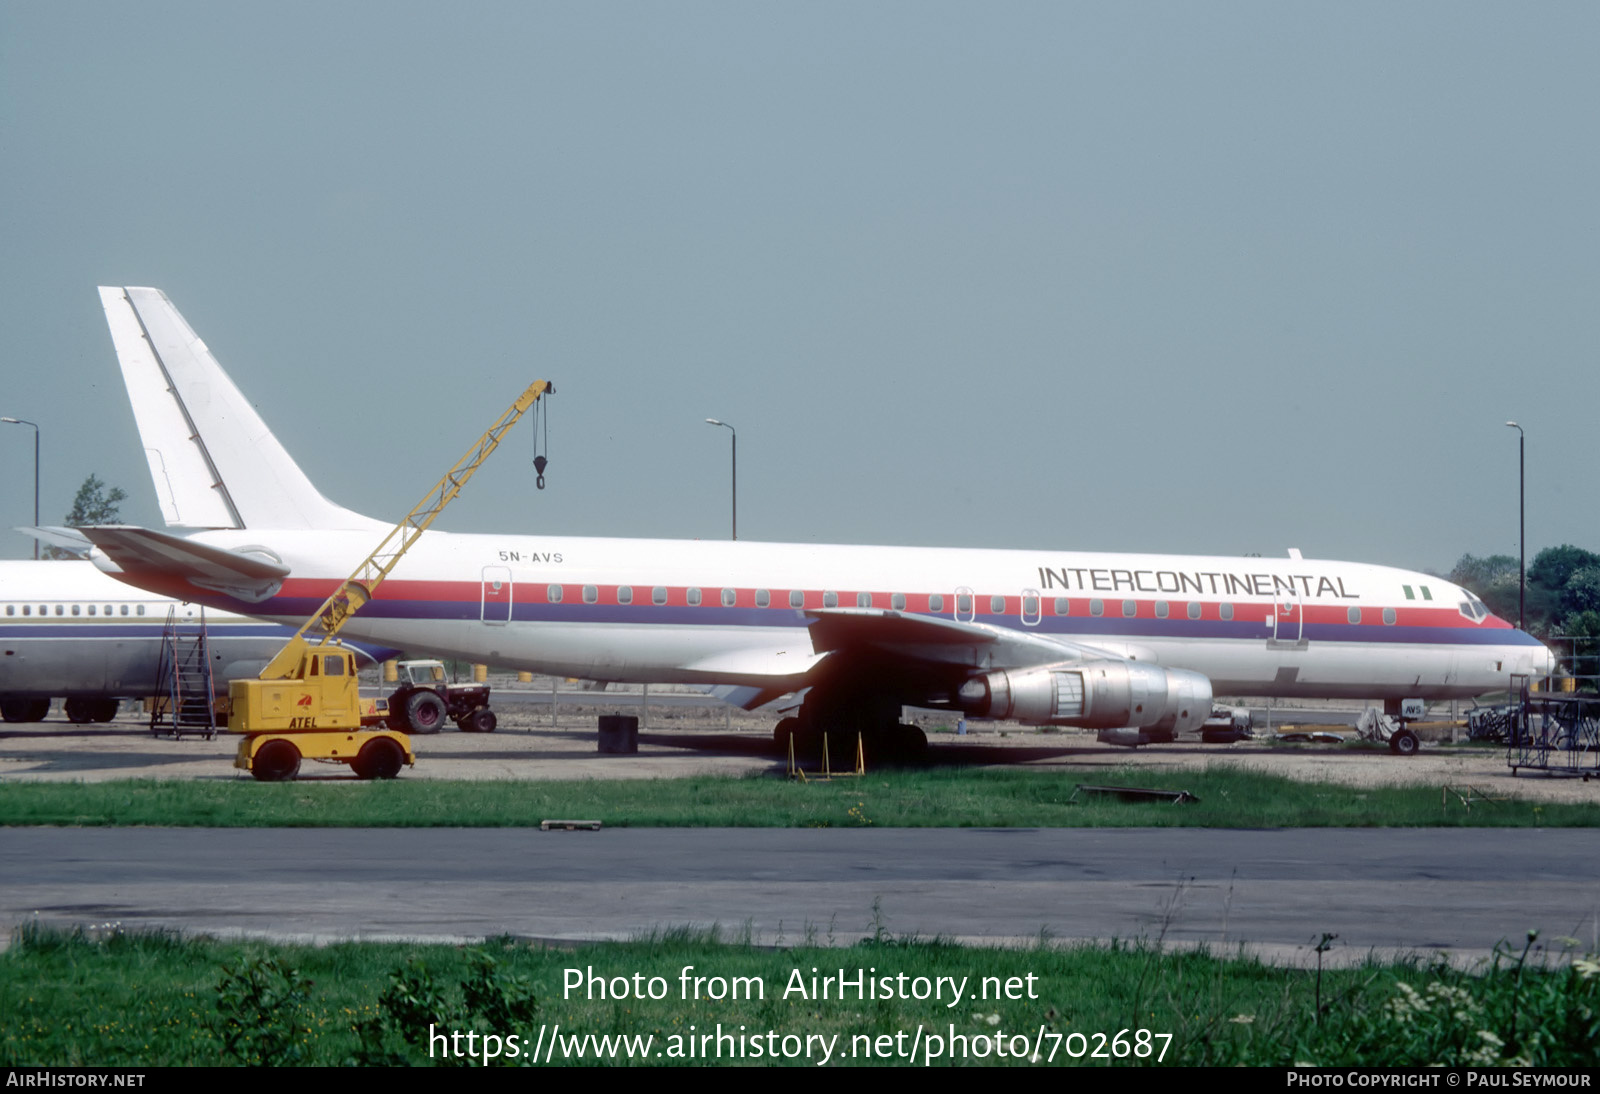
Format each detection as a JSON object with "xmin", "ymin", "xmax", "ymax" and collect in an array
[{"xmin": 150, "ymin": 606, "xmax": 218, "ymax": 739}]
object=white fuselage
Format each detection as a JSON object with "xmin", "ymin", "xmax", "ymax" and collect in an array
[{"xmin": 106, "ymin": 529, "xmax": 1554, "ymax": 703}]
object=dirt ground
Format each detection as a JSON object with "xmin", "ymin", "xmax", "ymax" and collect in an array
[{"xmin": 1, "ymin": 689, "xmax": 1597, "ymax": 806}]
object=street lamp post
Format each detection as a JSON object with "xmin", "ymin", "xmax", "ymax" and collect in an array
[
  {"xmin": 705, "ymin": 418, "xmax": 736, "ymax": 541},
  {"xmin": 1506, "ymin": 421, "xmax": 1524, "ymax": 632},
  {"xmin": 1, "ymin": 417, "xmax": 39, "ymax": 560}
]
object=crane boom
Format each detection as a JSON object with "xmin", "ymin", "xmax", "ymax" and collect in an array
[{"xmin": 257, "ymin": 380, "xmax": 553, "ymax": 681}]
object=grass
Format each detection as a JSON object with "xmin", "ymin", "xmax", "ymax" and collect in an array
[
  {"xmin": 4, "ymin": 924, "xmax": 1595, "ymax": 1066},
  {"xmin": 1, "ymin": 767, "xmax": 1596, "ymax": 828}
]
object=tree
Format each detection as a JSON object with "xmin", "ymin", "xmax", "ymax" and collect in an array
[
  {"xmin": 43, "ymin": 474, "xmax": 127, "ymax": 559},
  {"xmin": 1527, "ymin": 543, "xmax": 1597, "ymax": 594},
  {"xmin": 1448, "ymin": 553, "xmax": 1522, "ymax": 625}
]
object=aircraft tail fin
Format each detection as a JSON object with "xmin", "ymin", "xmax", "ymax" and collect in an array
[{"xmin": 97, "ymin": 286, "xmax": 381, "ymax": 532}]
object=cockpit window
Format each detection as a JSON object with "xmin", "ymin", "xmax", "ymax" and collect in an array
[{"xmin": 1458, "ymin": 592, "xmax": 1489, "ymax": 623}]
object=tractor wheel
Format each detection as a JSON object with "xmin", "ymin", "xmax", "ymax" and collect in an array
[{"xmin": 404, "ymin": 691, "xmax": 448, "ymax": 734}]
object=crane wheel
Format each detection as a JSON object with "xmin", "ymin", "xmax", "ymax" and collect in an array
[
  {"xmin": 404, "ymin": 691, "xmax": 448, "ymax": 734},
  {"xmin": 251, "ymin": 740, "xmax": 302, "ymax": 782},
  {"xmin": 352, "ymin": 737, "xmax": 404, "ymax": 780}
]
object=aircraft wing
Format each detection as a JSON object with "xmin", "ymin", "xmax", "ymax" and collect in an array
[
  {"xmin": 806, "ymin": 607, "xmax": 1109, "ymax": 670},
  {"xmin": 78, "ymin": 525, "xmax": 288, "ymax": 603},
  {"xmin": 690, "ymin": 610, "xmax": 1154, "ymax": 715}
]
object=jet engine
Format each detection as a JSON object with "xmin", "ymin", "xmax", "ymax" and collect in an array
[{"xmin": 957, "ymin": 660, "xmax": 1212, "ymax": 737}]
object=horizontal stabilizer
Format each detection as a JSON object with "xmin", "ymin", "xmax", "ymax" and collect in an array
[
  {"xmin": 80, "ymin": 525, "xmax": 289, "ymax": 603},
  {"xmin": 16, "ymin": 526, "xmax": 95, "ymax": 555}
]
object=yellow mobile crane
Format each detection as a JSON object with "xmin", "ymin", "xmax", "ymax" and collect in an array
[{"xmin": 232, "ymin": 380, "xmax": 554, "ymax": 781}]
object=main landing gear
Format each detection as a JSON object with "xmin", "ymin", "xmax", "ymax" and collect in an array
[{"xmin": 773, "ymin": 689, "xmax": 928, "ymax": 766}]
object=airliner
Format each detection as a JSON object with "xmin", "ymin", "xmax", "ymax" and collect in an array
[
  {"xmin": 75, "ymin": 287, "xmax": 1553, "ymax": 752},
  {"xmin": 0, "ymin": 558, "xmax": 393, "ymax": 723}
]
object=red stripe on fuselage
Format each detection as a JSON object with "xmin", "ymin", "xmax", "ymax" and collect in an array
[{"xmin": 267, "ymin": 577, "xmax": 1511, "ymax": 631}]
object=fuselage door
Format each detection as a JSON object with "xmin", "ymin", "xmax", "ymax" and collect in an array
[
  {"xmin": 1269, "ymin": 582, "xmax": 1306, "ymax": 649},
  {"xmin": 1021, "ymin": 587, "xmax": 1042, "ymax": 627},
  {"xmin": 481, "ymin": 565, "xmax": 513, "ymax": 625},
  {"xmin": 955, "ymin": 585, "xmax": 976, "ymax": 623}
]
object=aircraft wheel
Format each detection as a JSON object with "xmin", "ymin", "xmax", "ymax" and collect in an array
[
  {"xmin": 773, "ymin": 717, "xmax": 801, "ymax": 750},
  {"xmin": 1, "ymin": 697, "xmax": 50, "ymax": 723},
  {"xmin": 251, "ymin": 740, "xmax": 302, "ymax": 782},
  {"xmin": 404, "ymin": 691, "xmax": 447, "ymax": 734},
  {"xmin": 1389, "ymin": 728, "xmax": 1420, "ymax": 756},
  {"xmin": 896, "ymin": 722, "xmax": 928, "ymax": 757},
  {"xmin": 352, "ymin": 737, "xmax": 404, "ymax": 780}
]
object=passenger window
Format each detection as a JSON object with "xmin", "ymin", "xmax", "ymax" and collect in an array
[
  {"xmin": 722, "ymin": 588, "xmax": 737, "ymax": 607},
  {"xmin": 87, "ymin": 605, "xmax": 95, "ymax": 616},
  {"xmin": 617, "ymin": 586, "xmax": 633, "ymax": 604},
  {"xmin": 956, "ymin": 593, "xmax": 972, "ymax": 614},
  {"xmin": 136, "ymin": 605, "xmax": 145, "ymax": 616},
  {"xmin": 653, "ymin": 586, "xmax": 667, "ymax": 605},
  {"xmin": 1023, "ymin": 595, "xmax": 1039, "ymax": 616},
  {"xmin": 1122, "ymin": 600, "xmax": 1135, "ymax": 618},
  {"xmin": 22, "ymin": 605, "xmax": 30, "ymax": 616},
  {"xmin": 1220, "ymin": 603, "xmax": 1234, "ymax": 621},
  {"xmin": 824, "ymin": 591, "xmax": 838, "ymax": 608},
  {"xmin": 4, "ymin": 606, "xmax": 11, "ymax": 616},
  {"xmin": 928, "ymin": 594, "xmax": 944, "ymax": 613},
  {"xmin": 1383, "ymin": 607, "xmax": 1396, "ymax": 625},
  {"xmin": 789, "ymin": 590, "xmax": 804, "ymax": 609},
  {"xmin": 1187, "ymin": 602, "xmax": 1200, "ymax": 620},
  {"xmin": 104, "ymin": 605, "xmax": 111, "ymax": 615},
  {"xmin": 1348, "ymin": 606, "xmax": 1361, "ymax": 624},
  {"xmin": 687, "ymin": 588, "xmax": 702, "ymax": 606},
  {"xmin": 1155, "ymin": 601, "xmax": 1168, "ymax": 618},
  {"xmin": 120, "ymin": 605, "xmax": 129, "ymax": 616},
  {"xmin": 990, "ymin": 595, "xmax": 1005, "ymax": 614},
  {"xmin": 858, "ymin": 592, "xmax": 872, "ymax": 608},
  {"xmin": 1054, "ymin": 597, "xmax": 1069, "ymax": 616},
  {"xmin": 583, "ymin": 585, "xmax": 598, "ymax": 604},
  {"xmin": 890, "ymin": 593, "xmax": 905, "ymax": 610},
  {"xmin": 547, "ymin": 584, "xmax": 564, "ymax": 603},
  {"xmin": 756, "ymin": 589, "xmax": 770, "ymax": 608},
  {"xmin": 55, "ymin": 605, "xmax": 63, "ymax": 616},
  {"xmin": 1090, "ymin": 599, "xmax": 1103, "ymax": 617}
]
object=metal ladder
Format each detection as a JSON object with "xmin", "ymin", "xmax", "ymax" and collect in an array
[{"xmin": 150, "ymin": 606, "xmax": 218, "ymax": 739}]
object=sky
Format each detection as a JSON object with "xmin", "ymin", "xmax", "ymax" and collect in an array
[{"xmin": 1, "ymin": 2, "xmax": 1595, "ymax": 573}]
